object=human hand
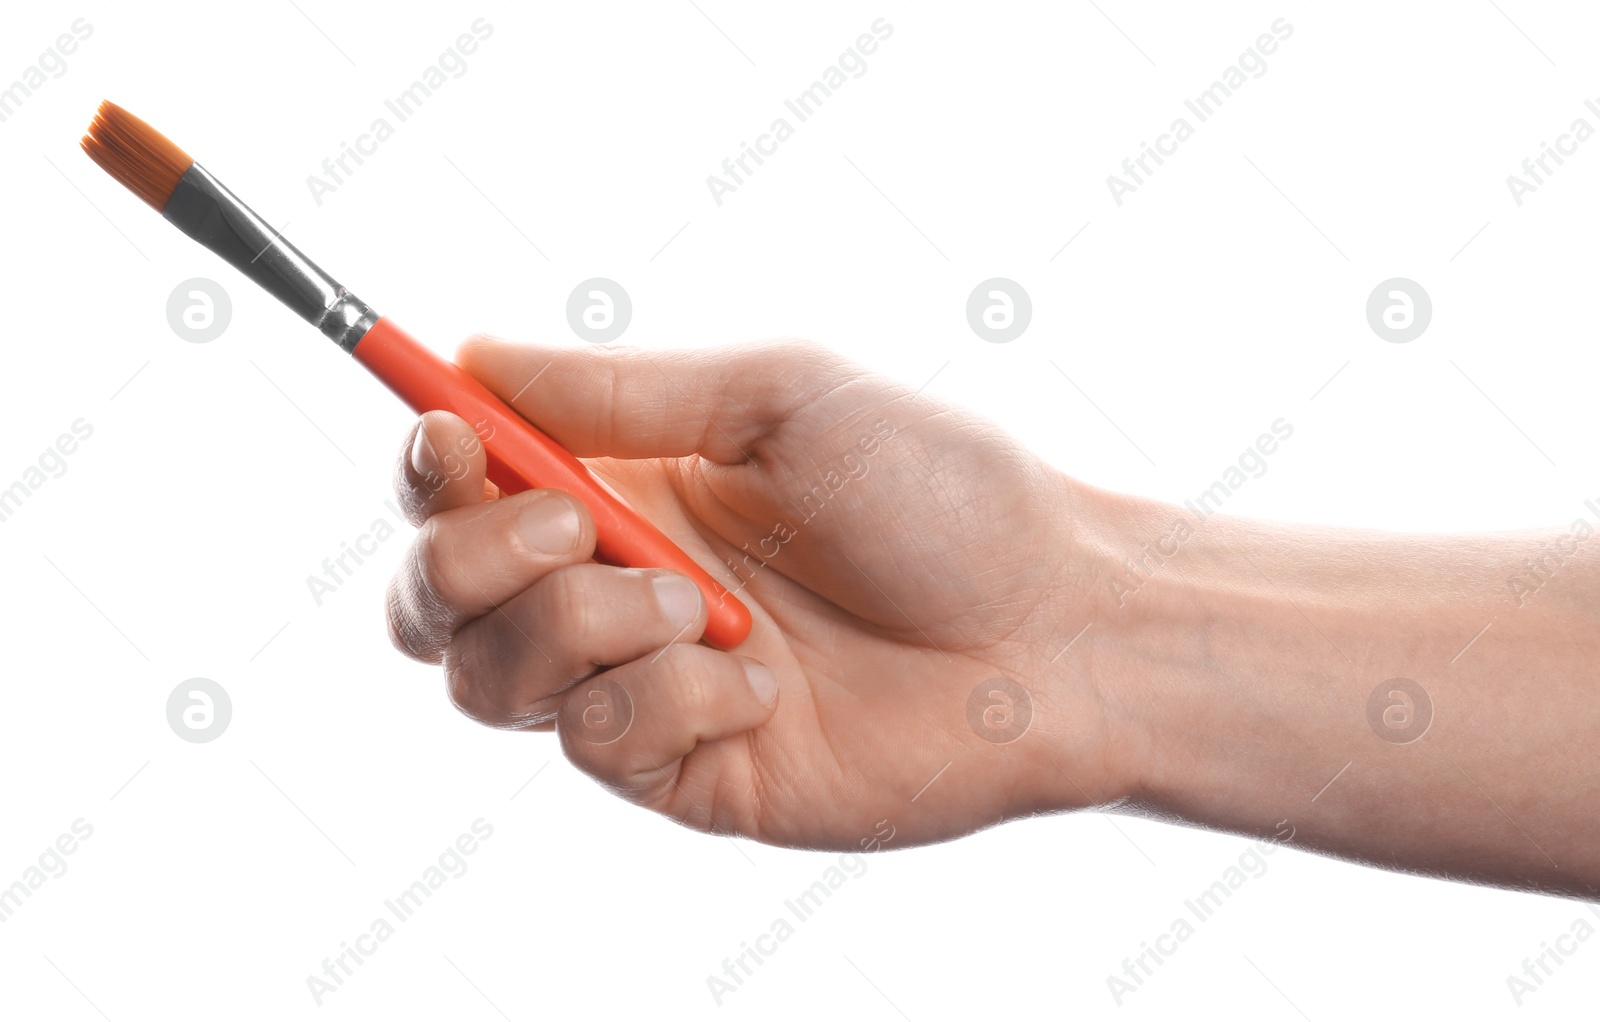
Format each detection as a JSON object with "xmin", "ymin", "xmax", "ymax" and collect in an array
[{"xmin": 385, "ymin": 339, "xmax": 1123, "ymax": 849}]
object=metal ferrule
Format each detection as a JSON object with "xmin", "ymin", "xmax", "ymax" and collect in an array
[{"xmin": 163, "ymin": 164, "xmax": 377, "ymax": 353}]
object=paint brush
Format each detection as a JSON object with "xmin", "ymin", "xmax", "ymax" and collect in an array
[{"xmin": 80, "ymin": 100, "xmax": 753, "ymax": 649}]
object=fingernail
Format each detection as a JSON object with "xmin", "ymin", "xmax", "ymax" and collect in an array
[
  {"xmin": 410, "ymin": 423, "xmax": 439, "ymax": 479},
  {"xmin": 519, "ymin": 495, "xmax": 582, "ymax": 555},
  {"xmin": 742, "ymin": 658, "xmax": 778, "ymax": 706},
  {"xmin": 652, "ymin": 573, "xmax": 702, "ymax": 627}
]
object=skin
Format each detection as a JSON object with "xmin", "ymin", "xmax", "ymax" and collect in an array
[{"xmin": 386, "ymin": 337, "xmax": 1600, "ymax": 899}]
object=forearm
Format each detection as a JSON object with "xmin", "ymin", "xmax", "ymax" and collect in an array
[{"xmin": 1078, "ymin": 490, "xmax": 1600, "ymax": 899}]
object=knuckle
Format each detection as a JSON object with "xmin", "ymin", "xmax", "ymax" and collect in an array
[
  {"xmin": 766, "ymin": 339, "xmax": 859, "ymax": 410},
  {"xmin": 384, "ymin": 533, "xmax": 460, "ymax": 663},
  {"xmin": 383, "ymin": 576, "xmax": 421, "ymax": 659},
  {"xmin": 384, "ymin": 563, "xmax": 443, "ymax": 663},
  {"xmin": 778, "ymin": 338, "xmax": 843, "ymax": 376},
  {"xmin": 411, "ymin": 518, "xmax": 462, "ymax": 609},
  {"xmin": 656, "ymin": 643, "xmax": 719, "ymax": 712},
  {"xmin": 594, "ymin": 356, "xmax": 624, "ymax": 455},
  {"xmin": 442, "ymin": 634, "xmax": 493, "ymax": 722},
  {"xmin": 443, "ymin": 625, "xmax": 548, "ymax": 728},
  {"xmin": 538, "ymin": 565, "xmax": 603, "ymax": 640},
  {"xmin": 782, "ymin": 337, "xmax": 831, "ymax": 362}
]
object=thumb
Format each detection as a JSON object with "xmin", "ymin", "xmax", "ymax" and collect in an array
[{"xmin": 455, "ymin": 337, "xmax": 853, "ymax": 463}]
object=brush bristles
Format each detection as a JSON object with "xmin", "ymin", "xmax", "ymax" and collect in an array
[{"xmin": 80, "ymin": 101, "xmax": 193, "ymax": 211}]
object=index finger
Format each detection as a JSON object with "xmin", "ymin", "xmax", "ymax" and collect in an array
[{"xmin": 394, "ymin": 410, "xmax": 495, "ymax": 526}]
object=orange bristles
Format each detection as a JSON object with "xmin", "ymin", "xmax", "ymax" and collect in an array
[{"xmin": 80, "ymin": 101, "xmax": 193, "ymax": 211}]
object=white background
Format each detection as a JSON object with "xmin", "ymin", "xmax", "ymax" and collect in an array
[{"xmin": 1, "ymin": 1, "xmax": 1596, "ymax": 1018}]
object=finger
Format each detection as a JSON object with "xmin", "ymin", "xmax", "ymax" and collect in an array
[
  {"xmin": 456, "ymin": 336, "xmax": 857, "ymax": 463},
  {"xmin": 444, "ymin": 565, "xmax": 707, "ymax": 728},
  {"xmin": 386, "ymin": 488, "xmax": 594, "ymax": 663},
  {"xmin": 556, "ymin": 644, "xmax": 779, "ymax": 804},
  {"xmin": 393, "ymin": 410, "xmax": 490, "ymax": 527}
]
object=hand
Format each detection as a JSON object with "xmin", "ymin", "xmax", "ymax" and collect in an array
[{"xmin": 385, "ymin": 338, "xmax": 1123, "ymax": 850}]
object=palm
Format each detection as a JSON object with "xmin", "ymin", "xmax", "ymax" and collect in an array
[{"xmin": 587, "ymin": 379, "xmax": 1080, "ymax": 849}]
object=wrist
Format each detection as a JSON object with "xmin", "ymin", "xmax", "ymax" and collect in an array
[
  {"xmin": 1062, "ymin": 492, "xmax": 1356, "ymax": 830},
  {"xmin": 1022, "ymin": 481, "xmax": 1358, "ymax": 821},
  {"xmin": 1007, "ymin": 473, "xmax": 1155, "ymax": 814}
]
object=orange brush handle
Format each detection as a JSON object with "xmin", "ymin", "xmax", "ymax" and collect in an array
[{"xmin": 353, "ymin": 317, "xmax": 752, "ymax": 650}]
